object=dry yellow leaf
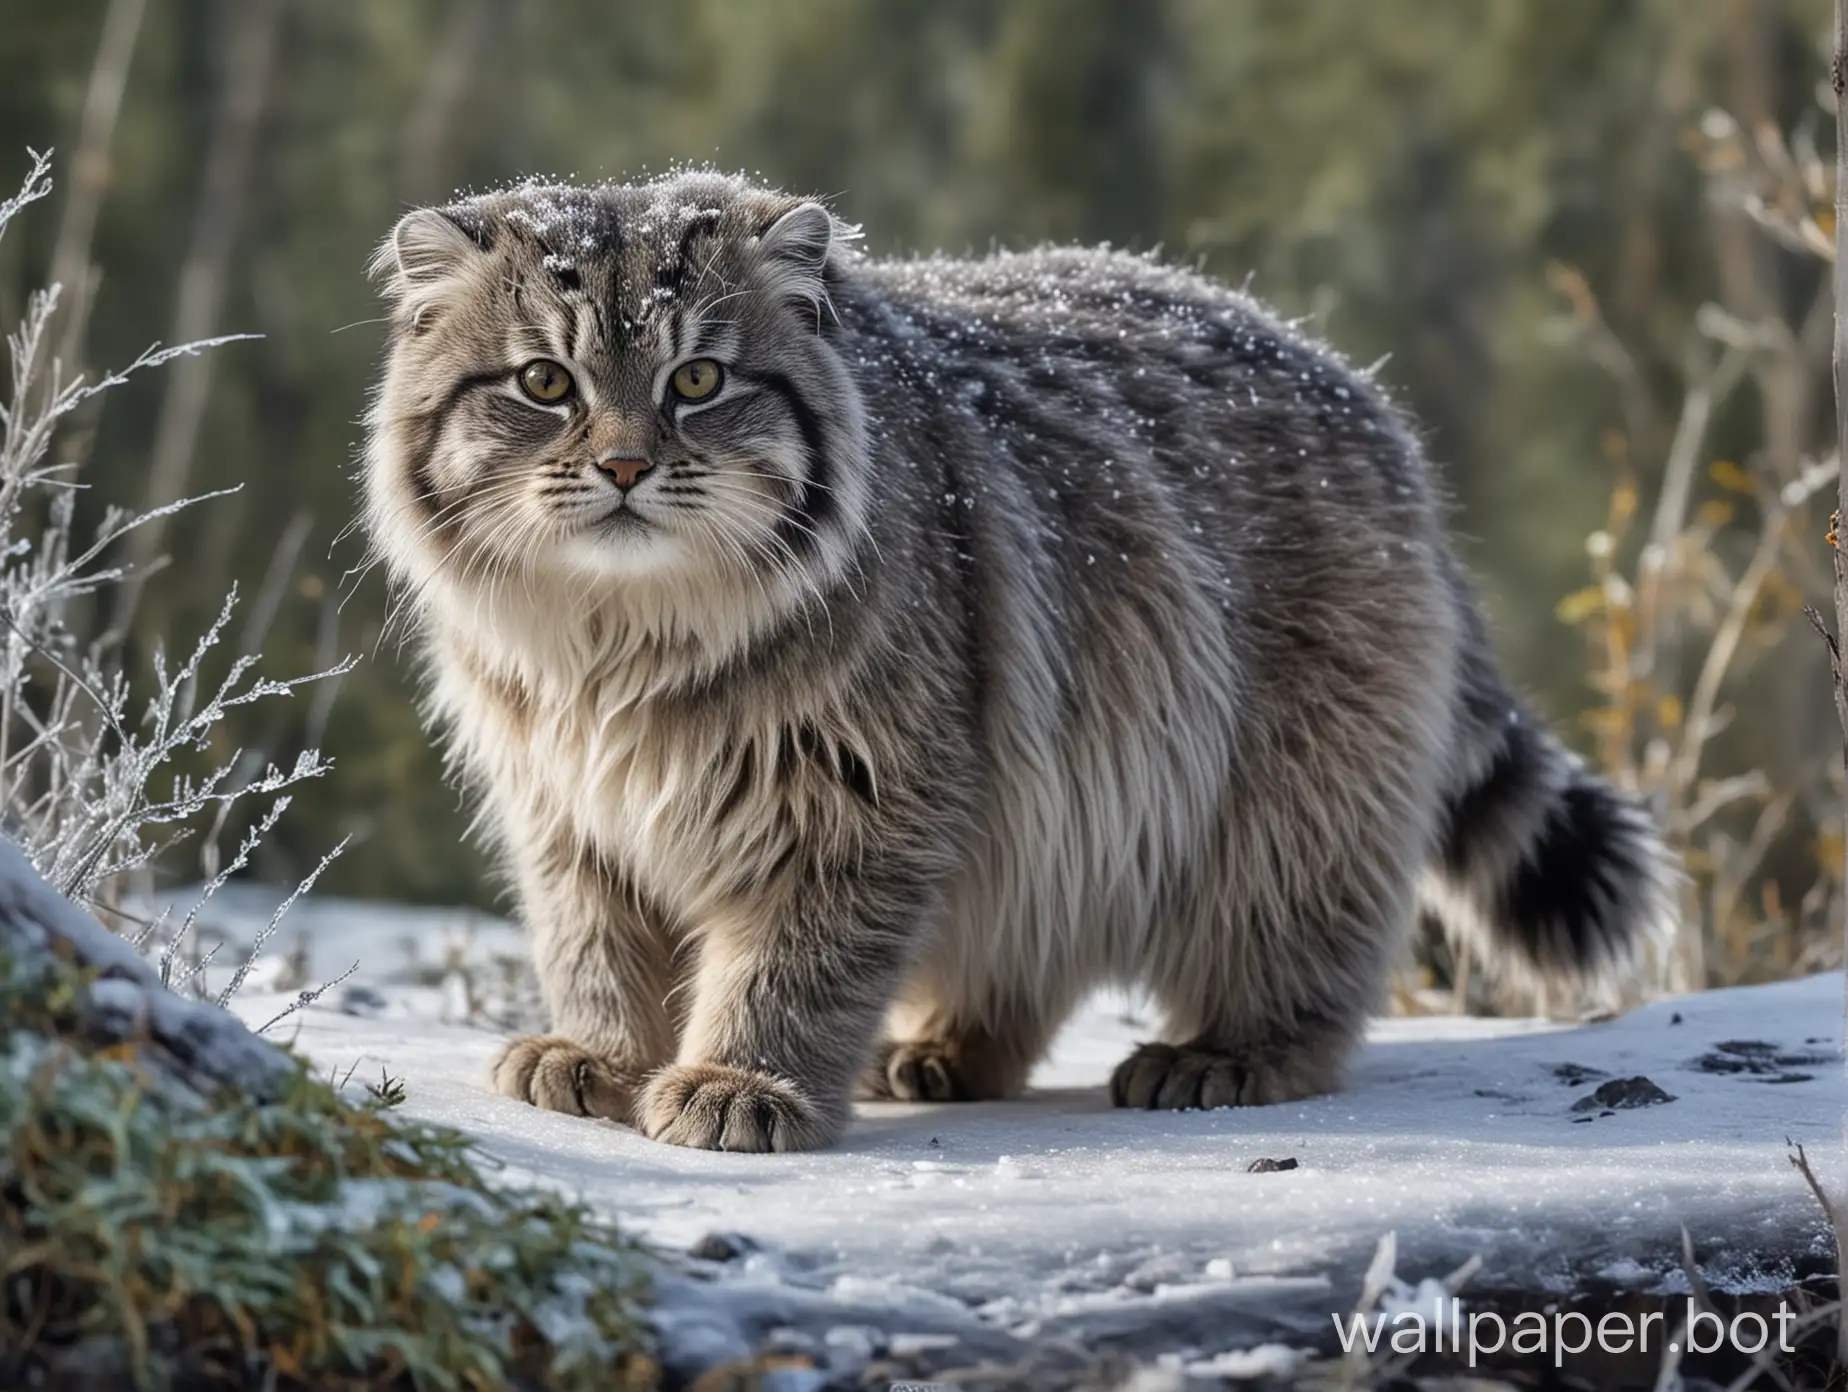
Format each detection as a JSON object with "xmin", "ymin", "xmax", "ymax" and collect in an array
[
  {"xmin": 1610, "ymin": 481, "xmax": 1638, "ymax": 532},
  {"xmin": 1555, "ymin": 586, "xmax": 1604, "ymax": 624},
  {"xmin": 1707, "ymin": 459, "xmax": 1753, "ymax": 494}
]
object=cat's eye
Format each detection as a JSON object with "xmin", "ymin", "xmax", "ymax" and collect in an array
[
  {"xmin": 519, "ymin": 359, "xmax": 573, "ymax": 404},
  {"xmin": 669, "ymin": 358, "xmax": 724, "ymax": 403}
]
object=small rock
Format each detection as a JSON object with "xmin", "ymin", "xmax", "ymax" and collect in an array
[
  {"xmin": 1692, "ymin": 1039, "xmax": 1829, "ymax": 1083},
  {"xmin": 1570, "ymin": 1076, "xmax": 1675, "ymax": 1113},
  {"xmin": 1551, "ymin": 1062, "xmax": 1609, "ymax": 1086},
  {"xmin": 1247, "ymin": 1156, "xmax": 1299, "ymax": 1173},
  {"xmin": 339, "ymin": 985, "xmax": 388, "ymax": 1017},
  {"xmin": 688, "ymin": 1231, "xmax": 760, "ymax": 1263}
]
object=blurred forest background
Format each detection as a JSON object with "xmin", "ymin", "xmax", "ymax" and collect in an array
[{"xmin": 1, "ymin": 0, "xmax": 1843, "ymax": 993}]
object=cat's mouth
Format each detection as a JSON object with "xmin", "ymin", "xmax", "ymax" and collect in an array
[{"xmin": 592, "ymin": 504, "xmax": 653, "ymax": 536}]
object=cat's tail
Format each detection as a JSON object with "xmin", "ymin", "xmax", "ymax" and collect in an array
[{"xmin": 1423, "ymin": 610, "xmax": 1673, "ymax": 989}]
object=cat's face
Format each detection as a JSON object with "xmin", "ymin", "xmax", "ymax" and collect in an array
[{"xmin": 365, "ymin": 175, "xmax": 867, "ymax": 606}]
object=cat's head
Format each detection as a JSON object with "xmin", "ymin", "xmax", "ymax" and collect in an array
[{"xmin": 363, "ymin": 173, "xmax": 868, "ymax": 621}]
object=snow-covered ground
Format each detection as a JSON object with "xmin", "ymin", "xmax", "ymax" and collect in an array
[{"xmin": 186, "ymin": 886, "xmax": 1844, "ymax": 1375}]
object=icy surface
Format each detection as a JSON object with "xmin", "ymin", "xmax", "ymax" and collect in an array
[{"xmin": 203, "ymin": 889, "xmax": 1844, "ymax": 1364}]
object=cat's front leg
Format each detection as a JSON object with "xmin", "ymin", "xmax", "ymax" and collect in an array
[
  {"xmin": 490, "ymin": 831, "xmax": 678, "ymax": 1122},
  {"xmin": 636, "ymin": 862, "xmax": 927, "ymax": 1153}
]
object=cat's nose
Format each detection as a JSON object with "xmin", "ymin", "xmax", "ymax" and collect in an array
[{"xmin": 596, "ymin": 456, "xmax": 655, "ymax": 489}]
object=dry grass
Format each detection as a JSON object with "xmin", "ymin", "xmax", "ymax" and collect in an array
[{"xmin": 1406, "ymin": 100, "xmax": 1848, "ymax": 1015}]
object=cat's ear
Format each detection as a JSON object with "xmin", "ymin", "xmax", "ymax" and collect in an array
[
  {"xmin": 757, "ymin": 202, "xmax": 840, "ymax": 277},
  {"xmin": 754, "ymin": 201, "xmax": 858, "ymax": 320},
  {"xmin": 370, "ymin": 208, "xmax": 487, "ymax": 306}
]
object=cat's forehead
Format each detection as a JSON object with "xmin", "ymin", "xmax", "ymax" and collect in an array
[
  {"xmin": 491, "ymin": 184, "xmax": 626, "ymax": 262},
  {"xmin": 417, "ymin": 179, "xmax": 791, "ymax": 349},
  {"xmin": 462, "ymin": 178, "xmax": 772, "ymax": 294}
]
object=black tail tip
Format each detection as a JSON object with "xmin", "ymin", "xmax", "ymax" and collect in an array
[
  {"xmin": 1433, "ymin": 720, "xmax": 1672, "ymax": 987},
  {"xmin": 1495, "ymin": 769, "xmax": 1669, "ymax": 981}
]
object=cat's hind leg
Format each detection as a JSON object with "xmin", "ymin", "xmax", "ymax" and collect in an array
[
  {"xmin": 1114, "ymin": 738, "xmax": 1437, "ymax": 1111},
  {"xmin": 859, "ymin": 944, "xmax": 1086, "ymax": 1103},
  {"xmin": 860, "ymin": 1010, "xmax": 1058, "ymax": 1102},
  {"xmin": 1112, "ymin": 880, "xmax": 1399, "ymax": 1110}
]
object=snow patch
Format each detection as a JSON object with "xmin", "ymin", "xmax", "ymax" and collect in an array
[{"xmin": 200, "ymin": 891, "xmax": 1842, "ymax": 1367}]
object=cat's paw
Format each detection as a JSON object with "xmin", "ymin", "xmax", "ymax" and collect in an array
[
  {"xmin": 491, "ymin": 1035, "xmax": 639, "ymax": 1120},
  {"xmin": 636, "ymin": 1062, "xmax": 834, "ymax": 1152},
  {"xmin": 1108, "ymin": 1040, "xmax": 1335, "ymax": 1110},
  {"xmin": 859, "ymin": 1039, "xmax": 970, "ymax": 1101}
]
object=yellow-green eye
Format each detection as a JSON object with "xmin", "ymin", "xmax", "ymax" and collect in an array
[
  {"xmin": 519, "ymin": 359, "xmax": 573, "ymax": 403},
  {"xmin": 670, "ymin": 358, "xmax": 723, "ymax": 403}
]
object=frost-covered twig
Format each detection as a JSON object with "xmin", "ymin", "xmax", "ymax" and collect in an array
[
  {"xmin": 256, "ymin": 960, "xmax": 358, "ymax": 1036},
  {"xmin": 0, "ymin": 150, "xmax": 347, "ymax": 988},
  {"xmin": 218, "ymin": 837, "xmax": 349, "ymax": 1006},
  {"xmin": 157, "ymin": 796, "xmax": 288, "ymax": 988}
]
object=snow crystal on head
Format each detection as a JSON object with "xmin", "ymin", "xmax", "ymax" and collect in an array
[
  {"xmin": 434, "ymin": 170, "xmax": 844, "ymax": 331},
  {"xmin": 424, "ymin": 168, "xmax": 866, "ymax": 319}
]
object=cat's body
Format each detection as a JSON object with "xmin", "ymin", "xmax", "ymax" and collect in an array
[{"xmin": 365, "ymin": 174, "xmax": 1668, "ymax": 1151}]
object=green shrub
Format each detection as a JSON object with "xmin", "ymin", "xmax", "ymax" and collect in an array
[{"xmin": 0, "ymin": 946, "xmax": 658, "ymax": 1391}]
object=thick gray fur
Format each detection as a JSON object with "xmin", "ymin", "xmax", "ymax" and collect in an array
[{"xmin": 362, "ymin": 173, "xmax": 1672, "ymax": 1151}]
